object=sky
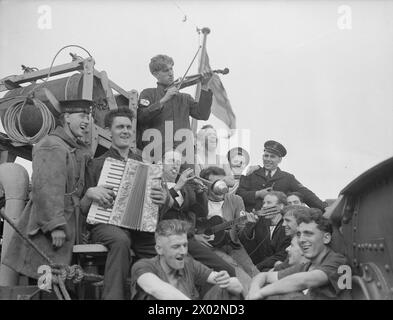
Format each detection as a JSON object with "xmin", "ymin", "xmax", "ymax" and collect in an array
[{"xmin": 0, "ymin": 0, "xmax": 392, "ymax": 200}]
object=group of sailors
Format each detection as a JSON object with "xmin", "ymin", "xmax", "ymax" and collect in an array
[{"xmin": 0, "ymin": 54, "xmax": 350, "ymax": 300}]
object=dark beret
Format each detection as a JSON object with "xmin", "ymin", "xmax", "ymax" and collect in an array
[{"xmin": 264, "ymin": 140, "xmax": 287, "ymax": 157}]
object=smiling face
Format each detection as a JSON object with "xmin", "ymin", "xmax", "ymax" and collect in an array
[
  {"xmin": 153, "ymin": 63, "xmax": 174, "ymax": 86},
  {"xmin": 263, "ymin": 150, "xmax": 281, "ymax": 171},
  {"xmin": 156, "ymin": 234, "xmax": 188, "ymax": 270},
  {"xmin": 286, "ymin": 236, "xmax": 306, "ymax": 266},
  {"xmin": 297, "ymin": 221, "xmax": 331, "ymax": 261},
  {"xmin": 108, "ymin": 116, "xmax": 133, "ymax": 150},
  {"xmin": 64, "ymin": 112, "xmax": 90, "ymax": 139},
  {"xmin": 283, "ymin": 213, "xmax": 298, "ymax": 237}
]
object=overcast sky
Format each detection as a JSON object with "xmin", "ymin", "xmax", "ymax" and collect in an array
[{"xmin": 1, "ymin": 0, "xmax": 392, "ymax": 200}]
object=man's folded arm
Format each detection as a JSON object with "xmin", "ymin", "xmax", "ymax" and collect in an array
[
  {"xmin": 258, "ymin": 270, "xmax": 329, "ymax": 298},
  {"xmin": 136, "ymin": 273, "xmax": 191, "ymax": 300}
]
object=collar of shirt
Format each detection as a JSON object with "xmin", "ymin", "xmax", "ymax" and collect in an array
[
  {"xmin": 269, "ymin": 217, "xmax": 283, "ymax": 238},
  {"xmin": 269, "ymin": 226, "xmax": 276, "ymax": 238},
  {"xmin": 158, "ymin": 256, "xmax": 185, "ymax": 278},
  {"xmin": 167, "ymin": 182, "xmax": 184, "ymax": 207},
  {"xmin": 265, "ymin": 168, "xmax": 277, "ymax": 177},
  {"xmin": 156, "ymin": 82, "xmax": 169, "ymax": 94},
  {"xmin": 308, "ymin": 247, "xmax": 333, "ymax": 270},
  {"xmin": 51, "ymin": 126, "xmax": 82, "ymax": 149}
]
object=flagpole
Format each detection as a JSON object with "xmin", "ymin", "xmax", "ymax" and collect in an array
[{"xmin": 191, "ymin": 27, "xmax": 210, "ymax": 136}]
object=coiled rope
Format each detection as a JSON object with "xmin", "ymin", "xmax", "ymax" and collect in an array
[
  {"xmin": 2, "ymin": 44, "xmax": 93, "ymax": 145},
  {"xmin": 3, "ymin": 97, "xmax": 56, "ymax": 144}
]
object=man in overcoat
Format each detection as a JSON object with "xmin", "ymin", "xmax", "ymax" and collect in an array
[{"xmin": 3, "ymin": 100, "xmax": 108, "ymax": 279}]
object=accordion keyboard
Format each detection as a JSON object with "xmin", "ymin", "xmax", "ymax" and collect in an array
[{"xmin": 87, "ymin": 157, "xmax": 162, "ymax": 232}]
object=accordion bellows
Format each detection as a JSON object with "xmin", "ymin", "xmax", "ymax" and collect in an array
[{"xmin": 87, "ymin": 157, "xmax": 163, "ymax": 232}]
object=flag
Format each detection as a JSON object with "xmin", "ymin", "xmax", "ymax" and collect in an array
[{"xmin": 199, "ymin": 51, "xmax": 236, "ymax": 131}]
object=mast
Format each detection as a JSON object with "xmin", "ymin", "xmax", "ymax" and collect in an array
[{"xmin": 191, "ymin": 27, "xmax": 210, "ymax": 136}]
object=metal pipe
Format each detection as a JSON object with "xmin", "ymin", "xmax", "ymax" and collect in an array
[{"xmin": 0, "ymin": 163, "xmax": 29, "ymax": 286}]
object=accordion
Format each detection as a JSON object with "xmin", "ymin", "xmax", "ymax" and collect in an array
[{"xmin": 87, "ymin": 157, "xmax": 163, "ymax": 232}]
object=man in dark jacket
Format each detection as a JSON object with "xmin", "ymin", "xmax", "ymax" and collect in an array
[
  {"xmin": 137, "ymin": 54, "xmax": 213, "ymax": 163},
  {"xmin": 83, "ymin": 108, "xmax": 170, "ymax": 300},
  {"xmin": 239, "ymin": 191, "xmax": 291, "ymax": 272},
  {"xmin": 237, "ymin": 140, "xmax": 328, "ymax": 212}
]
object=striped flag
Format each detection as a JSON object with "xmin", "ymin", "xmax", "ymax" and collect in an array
[{"xmin": 200, "ymin": 52, "xmax": 236, "ymax": 131}]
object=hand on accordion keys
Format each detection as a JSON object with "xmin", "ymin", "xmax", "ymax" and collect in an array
[{"xmin": 85, "ymin": 185, "xmax": 116, "ymax": 209}]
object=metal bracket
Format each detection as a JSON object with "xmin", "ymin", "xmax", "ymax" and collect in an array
[
  {"xmin": 99, "ymin": 71, "xmax": 117, "ymax": 110},
  {"xmin": 359, "ymin": 262, "xmax": 393, "ymax": 299},
  {"xmin": 129, "ymin": 89, "xmax": 138, "ymax": 152},
  {"xmin": 81, "ymin": 58, "xmax": 95, "ymax": 101}
]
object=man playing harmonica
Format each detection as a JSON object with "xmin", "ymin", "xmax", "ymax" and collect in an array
[
  {"xmin": 82, "ymin": 107, "xmax": 171, "ymax": 300},
  {"xmin": 239, "ymin": 191, "xmax": 292, "ymax": 272}
]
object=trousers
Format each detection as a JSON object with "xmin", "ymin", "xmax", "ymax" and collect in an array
[{"xmin": 91, "ymin": 224, "xmax": 157, "ymax": 300}]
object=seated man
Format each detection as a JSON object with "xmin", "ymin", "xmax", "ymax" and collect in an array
[
  {"xmin": 82, "ymin": 108, "xmax": 170, "ymax": 300},
  {"xmin": 159, "ymin": 150, "xmax": 236, "ymax": 277},
  {"xmin": 274, "ymin": 205, "xmax": 311, "ymax": 270},
  {"xmin": 196, "ymin": 166, "xmax": 259, "ymax": 278},
  {"xmin": 282, "ymin": 205, "xmax": 310, "ymax": 238},
  {"xmin": 131, "ymin": 219, "xmax": 244, "ymax": 300},
  {"xmin": 274, "ymin": 236, "xmax": 309, "ymax": 272},
  {"xmin": 247, "ymin": 211, "xmax": 350, "ymax": 300},
  {"xmin": 239, "ymin": 191, "xmax": 291, "ymax": 271}
]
